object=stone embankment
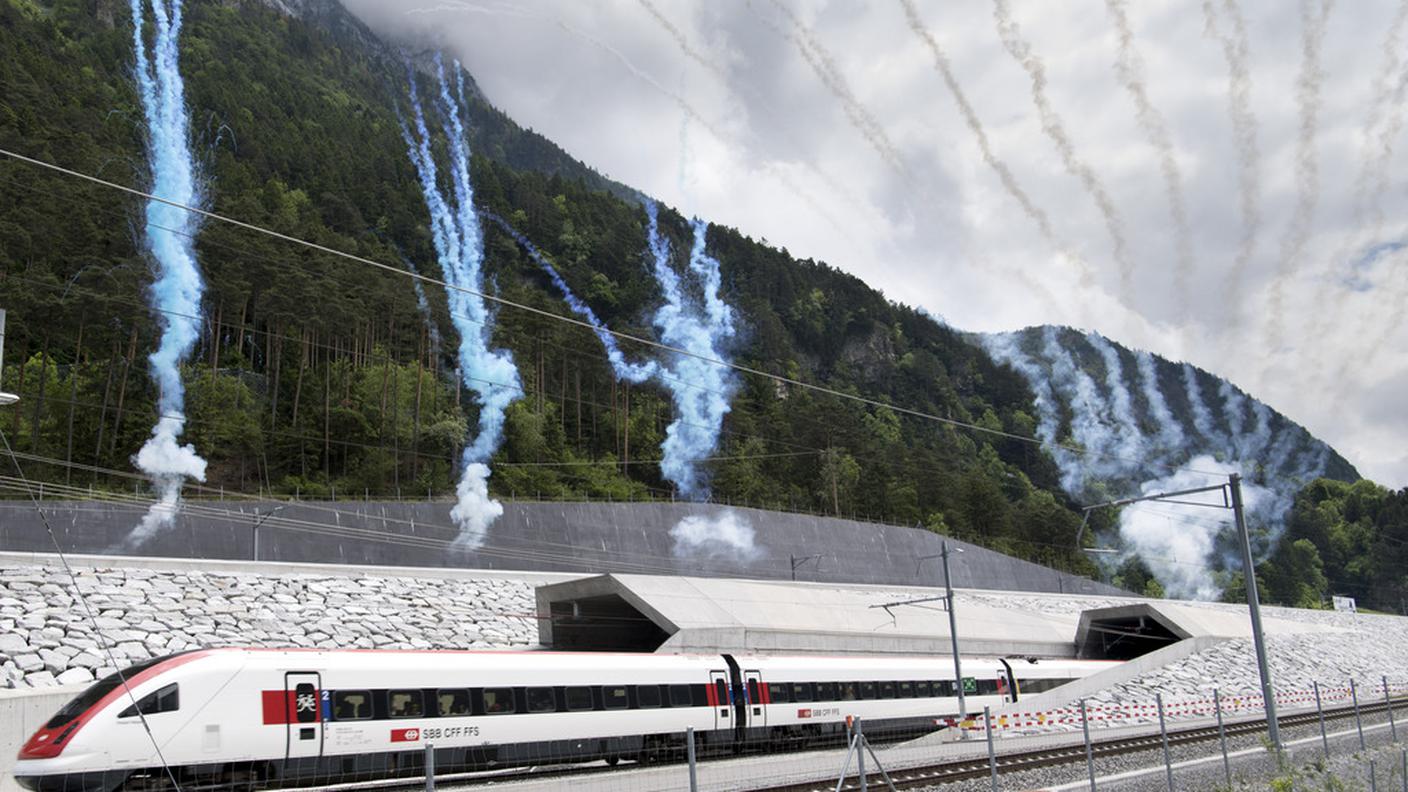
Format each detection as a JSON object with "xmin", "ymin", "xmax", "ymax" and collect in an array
[{"xmin": 0, "ymin": 563, "xmax": 539, "ymax": 689}]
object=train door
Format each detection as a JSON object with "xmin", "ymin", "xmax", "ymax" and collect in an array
[
  {"xmin": 284, "ymin": 672, "xmax": 324, "ymax": 763},
  {"xmin": 708, "ymin": 670, "xmax": 731, "ymax": 731},
  {"xmin": 744, "ymin": 671, "xmax": 766, "ymax": 728}
]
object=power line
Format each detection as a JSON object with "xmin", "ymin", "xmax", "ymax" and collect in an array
[{"xmin": 0, "ymin": 146, "xmax": 1206, "ymax": 474}]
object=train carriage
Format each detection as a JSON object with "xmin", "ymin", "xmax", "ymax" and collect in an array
[{"xmin": 14, "ymin": 648, "xmax": 1116, "ymax": 792}]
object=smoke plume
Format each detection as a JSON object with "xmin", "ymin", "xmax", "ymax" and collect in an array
[
  {"xmin": 481, "ymin": 211, "xmax": 658, "ymax": 383},
  {"xmin": 1201, "ymin": 0, "xmax": 1262, "ymax": 319},
  {"xmin": 399, "ymin": 56, "xmax": 523, "ymax": 546},
  {"xmin": 646, "ymin": 202, "xmax": 738, "ymax": 499},
  {"xmin": 992, "ymin": 0, "xmax": 1133, "ymax": 301},
  {"xmin": 1104, "ymin": 0, "xmax": 1193, "ymax": 311},
  {"xmin": 1263, "ymin": 0, "xmax": 1336, "ymax": 348},
  {"xmin": 1117, "ymin": 455, "xmax": 1270, "ymax": 600},
  {"xmin": 765, "ymin": 0, "xmax": 905, "ymax": 173},
  {"xmin": 669, "ymin": 510, "xmax": 761, "ymax": 560},
  {"xmin": 983, "ymin": 329, "xmax": 1334, "ymax": 598},
  {"xmin": 898, "ymin": 0, "xmax": 1095, "ymax": 291},
  {"xmin": 125, "ymin": 0, "xmax": 208, "ymax": 547}
]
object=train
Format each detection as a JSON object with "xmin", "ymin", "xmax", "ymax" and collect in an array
[{"xmin": 14, "ymin": 648, "xmax": 1117, "ymax": 792}]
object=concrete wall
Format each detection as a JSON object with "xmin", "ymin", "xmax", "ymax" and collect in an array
[
  {"xmin": 0, "ymin": 686, "xmax": 78, "ymax": 792},
  {"xmin": 0, "ymin": 499, "xmax": 1121, "ymax": 594}
]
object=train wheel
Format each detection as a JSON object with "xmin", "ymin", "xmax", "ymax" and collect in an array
[{"xmin": 605, "ymin": 756, "xmax": 620, "ymax": 767}]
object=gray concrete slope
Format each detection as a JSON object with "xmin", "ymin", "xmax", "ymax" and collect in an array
[{"xmin": 0, "ymin": 499, "xmax": 1121, "ymax": 594}]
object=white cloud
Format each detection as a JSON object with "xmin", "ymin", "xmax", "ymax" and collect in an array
[{"xmin": 341, "ymin": 0, "xmax": 1408, "ymax": 487}]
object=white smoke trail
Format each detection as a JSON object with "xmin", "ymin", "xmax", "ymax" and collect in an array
[
  {"xmin": 897, "ymin": 0, "xmax": 1094, "ymax": 294},
  {"xmin": 1117, "ymin": 455, "xmax": 1270, "ymax": 600},
  {"xmin": 1218, "ymin": 380, "xmax": 1247, "ymax": 459},
  {"xmin": 1104, "ymin": 0, "xmax": 1193, "ymax": 312},
  {"xmin": 1263, "ymin": 0, "xmax": 1336, "ymax": 349},
  {"xmin": 764, "ymin": 0, "xmax": 905, "ymax": 173},
  {"xmin": 992, "ymin": 0, "xmax": 1134, "ymax": 302},
  {"xmin": 669, "ymin": 510, "xmax": 761, "ymax": 560},
  {"xmin": 1137, "ymin": 350, "xmax": 1186, "ymax": 457},
  {"xmin": 1087, "ymin": 333, "xmax": 1146, "ymax": 464},
  {"xmin": 126, "ymin": 0, "xmax": 208, "ymax": 548},
  {"xmin": 1202, "ymin": 0, "xmax": 1262, "ymax": 320},
  {"xmin": 1181, "ymin": 363, "xmax": 1220, "ymax": 446},
  {"xmin": 1039, "ymin": 328, "xmax": 1125, "ymax": 493},
  {"xmin": 399, "ymin": 57, "xmax": 523, "ymax": 546}
]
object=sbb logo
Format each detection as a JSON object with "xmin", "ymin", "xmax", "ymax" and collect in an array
[
  {"xmin": 796, "ymin": 708, "xmax": 812, "ymax": 719},
  {"xmin": 391, "ymin": 728, "xmax": 420, "ymax": 742}
]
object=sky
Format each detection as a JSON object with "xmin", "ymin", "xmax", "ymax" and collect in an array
[{"xmin": 340, "ymin": 0, "xmax": 1408, "ymax": 489}]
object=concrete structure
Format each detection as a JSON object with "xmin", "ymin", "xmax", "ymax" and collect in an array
[
  {"xmin": 537, "ymin": 574, "xmax": 1089, "ymax": 657},
  {"xmin": 1, "ymin": 687, "xmax": 73, "ymax": 792},
  {"xmin": 0, "ymin": 499, "xmax": 1121, "ymax": 594}
]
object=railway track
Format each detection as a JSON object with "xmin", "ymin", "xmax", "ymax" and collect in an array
[{"xmin": 752, "ymin": 697, "xmax": 1406, "ymax": 791}]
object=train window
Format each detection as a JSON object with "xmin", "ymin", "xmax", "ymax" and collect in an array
[
  {"xmin": 669, "ymin": 684, "xmax": 693, "ymax": 708},
  {"xmin": 977, "ymin": 679, "xmax": 999, "ymax": 695},
  {"xmin": 526, "ymin": 687, "xmax": 556, "ymax": 713},
  {"xmin": 714, "ymin": 679, "xmax": 729, "ymax": 706},
  {"xmin": 437, "ymin": 690, "xmax": 471, "ymax": 717},
  {"xmin": 332, "ymin": 691, "xmax": 372, "ymax": 720},
  {"xmin": 483, "ymin": 687, "xmax": 515, "ymax": 714},
  {"xmin": 602, "ymin": 686, "xmax": 629, "ymax": 710},
  {"xmin": 839, "ymin": 683, "xmax": 859, "ymax": 701},
  {"xmin": 915, "ymin": 681, "xmax": 933, "ymax": 697},
  {"xmin": 879, "ymin": 681, "xmax": 896, "ymax": 699},
  {"xmin": 791, "ymin": 683, "xmax": 813, "ymax": 702},
  {"xmin": 747, "ymin": 679, "xmax": 760, "ymax": 705},
  {"xmin": 768, "ymin": 683, "xmax": 791, "ymax": 703},
  {"xmin": 118, "ymin": 683, "xmax": 179, "ymax": 718},
  {"xmin": 48, "ymin": 658, "xmax": 166, "ymax": 729},
  {"xmin": 564, "ymin": 686, "xmax": 594, "ymax": 711},
  {"xmin": 636, "ymin": 685, "xmax": 662, "ymax": 708},
  {"xmin": 898, "ymin": 681, "xmax": 914, "ymax": 698},
  {"xmin": 389, "ymin": 690, "xmax": 423, "ymax": 718},
  {"xmin": 860, "ymin": 682, "xmax": 877, "ymax": 700},
  {"xmin": 816, "ymin": 682, "xmax": 837, "ymax": 701},
  {"xmin": 936, "ymin": 680, "xmax": 955, "ymax": 697}
]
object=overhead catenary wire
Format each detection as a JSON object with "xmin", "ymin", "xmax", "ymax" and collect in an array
[
  {"xmin": 0, "ymin": 146, "xmax": 1226, "ymax": 477},
  {"xmin": 0, "ymin": 427, "xmax": 184, "ymax": 790}
]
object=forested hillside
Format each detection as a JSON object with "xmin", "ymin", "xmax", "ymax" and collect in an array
[{"xmin": 0, "ymin": 0, "xmax": 1398, "ymax": 608}]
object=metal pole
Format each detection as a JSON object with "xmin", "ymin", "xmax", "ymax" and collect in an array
[
  {"xmin": 1401, "ymin": 749, "xmax": 1406, "ymax": 792},
  {"xmin": 1315, "ymin": 681, "xmax": 1330, "ymax": 759},
  {"xmin": 252, "ymin": 523, "xmax": 259, "ymax": 562},
  {"xmin": 857, "ymin": 718, "xmax": 868, "ymax": 792},
  {"xmin": 1156, "ymin": 693, "xmax": 1173, "ymax": 792},
  {"xmin": 1354, "ymin": 678, "xmax": 1367, "ymax": 751},
  {"xmin": 424, "ymin": 743, "xmax": 434, "ymax": 792},
  {"xmin": 686, "ymin": 726, "xmax": 698, "ymax": 792},
  {"xmin": 985, "ymin": 706, "xmax": 997, "ymax": 792},
  {"xmin": 1079, "ymin": 699, "xmax": 1096, "ymax": 792},
  {"xmin": 1214, "ymin": 688, "xmax": 1231, "ymax": 787},
  {"xmin": 1387, "ymin": 675, "xmax": 1398, "ymax": 742},
  {"xmin": 1370, "ymin": 759, "xmax": 1378, "ymax": 792},
  {"xmin": 943, "ymin": 540, "xmax": 966, "ymax": 721},
  {"xmin": 1231, "ymin": 473, "xmax": 1280, "ymax": 750}
]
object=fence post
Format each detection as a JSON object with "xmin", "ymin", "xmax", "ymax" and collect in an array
[
  {"xmin": 1079, "ymin": 699, "xmax": 1096, "ymax": 792},
  {"xmin": 985, "ymin": 706, "xmax": 997, "ymax": 792},
  {"xmin": 1370, "ymin": 759, "xmax": 1378, "ymax": 792},
  {"xmin": 1156, "ymin": 693, "xmax": 1173, "ymax": 792},
  {"xmin": 1354, "ymin": 678, "xmax": 1367, "ymax": 751},
  {"xmin": 1401, "ymin": 748, "xmax": 1406, "ymax": 792},
  {"xmin": 1314, "ymin": 681, "xmax": 1330, "ymax": 759},
  {"xmin": 424, "ymin": 743, "xmax": 435, "ymax": 792},
  {"xmin": 1215, "ymin": 688, "xmax": 1231, "ymax": 787},
  {"xmin": 1387, "ymin": 675, "xmax": 1398, "ymax": 743},
  {"xmin": 686, "ymin": 726, "xmax": 698, "ymax": 792},
  {"xmin": 857, "ymin": 718, "xmax": 868, "ymax": 792}
]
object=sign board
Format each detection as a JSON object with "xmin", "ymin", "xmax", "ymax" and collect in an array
[
  {"xmin": 962, "ymin": 677, "xmax": 977, "ymax": 694},
  {"xmin": 1332, "ymin": 595, "xmax": 1357, "ymax": 613}
]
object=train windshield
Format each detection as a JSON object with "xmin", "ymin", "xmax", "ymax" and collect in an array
[{"xmin": 44, "ymin": 658, "xmax": 164, "ymax": 729}]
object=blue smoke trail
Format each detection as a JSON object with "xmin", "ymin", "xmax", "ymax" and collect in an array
[
  {"xmin": 480, "ymin": 211, "xmax": 657, "ymax": 383},
  {"xmin": 399, "ymin": 55, "xmax": 522, "ymax": 546},
  {"xmin": 646, "ymin": 203, "xmax": 737, "ymax": 499},
  {"xmin": 126, "ymin": 0, "xmax": 207, "ymax": 547}
]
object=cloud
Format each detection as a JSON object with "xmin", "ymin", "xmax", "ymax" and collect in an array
[{"xmin": 338, "ymin": 0, "xmax": 1408, "ymax": 488}]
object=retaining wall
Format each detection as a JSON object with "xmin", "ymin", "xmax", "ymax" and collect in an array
[{"xmin": 0, "ymin": 500, "xmax": 1119, "ymax": 594}]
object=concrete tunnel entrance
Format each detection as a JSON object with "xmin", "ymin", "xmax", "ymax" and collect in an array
[{"xmin": 546, "ymin": 594, "xmax": 671, "ymax": 652}]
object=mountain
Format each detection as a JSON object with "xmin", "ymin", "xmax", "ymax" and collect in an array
[{"xmin": 0, "ymin": 0, "xmax": 1387, "ymax": 606}]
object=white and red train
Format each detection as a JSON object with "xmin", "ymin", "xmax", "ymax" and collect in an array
[{"xmin": 15, "ymin": 648, "xmax": 1115, "ymax": 791}]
